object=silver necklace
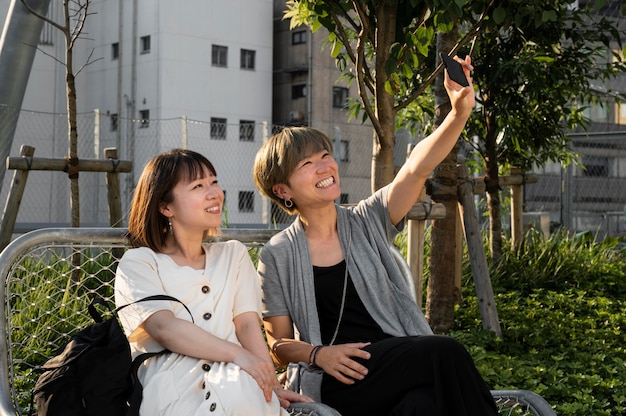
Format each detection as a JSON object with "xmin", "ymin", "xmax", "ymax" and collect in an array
[{"xmin": 328, "ymin": 232, "xmax": 351, "ymax": 346}]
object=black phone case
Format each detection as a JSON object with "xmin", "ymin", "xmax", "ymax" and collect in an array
[{"xmin": 439, "ymin": 53, "xmax": 469, "ymax": 87}]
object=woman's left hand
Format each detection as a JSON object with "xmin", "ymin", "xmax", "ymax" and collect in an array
[
  {"xmin": 444, "ymin": 55, "xmax": 475, "ymax": 117},
  {"xmin": 234, "ymin": 349, "xmax": 280, "ymax": 402},
  {"xmin": 273, "ymin": 386, "xmax": 314, "ymax": 408}
]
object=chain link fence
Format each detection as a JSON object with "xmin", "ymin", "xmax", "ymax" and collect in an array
[
  {"xmin": 523, "ymin": 132, "xmax": 626, "ymax": 238},
  {"xmin": 0, "ymin": 105, "xmax": 376, "ymax": 232},
  {"xmin": 2, "ymin": 105, "xmax": 625, "ymax": 239}
]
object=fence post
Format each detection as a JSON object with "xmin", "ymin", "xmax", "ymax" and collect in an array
[
  {"xmin": 0, "ymin": 145, "xmax": 35, "ymax": 251},
  {"xmin": 181, "ymin": 115, "xmax": 188, "ymax": 149},
  {"xmin": 407, "ymin": 196, "xmax": 425, "ymax": 308},
  {"xmin": 93, "ymin": 109, "xmax": 101, "ymax": 157},
  {"xmin": 261, "ymin": 121, "xmax": 271, "ymax": 225},
  {"xmin": 562, "ymin": 161, "xmax": 573, "ymax": 232},
  {"xmin": 104, "ymin": 147, "xmax": 124, "ymax": 228},
  {"xmin": 455, "ymin": 208, "xmax": 463, "ymax": 300},
  {"xmin": 457, "ymin": 163, "xmax": 501, "ymax": 336},
  {"xmin": 510, "ymin": 167, "xmax": 523, "ymax": 246}
]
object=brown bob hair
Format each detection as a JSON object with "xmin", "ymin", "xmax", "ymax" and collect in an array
[{"xmin": 127, "ymin": 148, "xmax": 219, "ymax": 251}]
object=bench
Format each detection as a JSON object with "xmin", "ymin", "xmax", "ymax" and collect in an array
[{"xmin": 0, "ymin": 227, "xmax": 556, "ymax": 416}]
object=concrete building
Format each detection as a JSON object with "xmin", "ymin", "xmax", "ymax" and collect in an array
[
  {"xmin": 4, "ymin": 0, "xmax": 621, "ymax": 236},
  {"xmin": 0, "ymin": 0, "xmax": 275, "ymax": 227},
  {"xmin": 270, "ymin": 0, "xmax": 377, "ymax": 223},
  {"xmin": 523, "ymin": 0, "xmax": 626, "ymax": 237}
]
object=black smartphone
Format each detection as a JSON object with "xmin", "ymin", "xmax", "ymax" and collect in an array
[{"xmin": 439, "ymin": 53, "xmax": 469, "ymax": 87}]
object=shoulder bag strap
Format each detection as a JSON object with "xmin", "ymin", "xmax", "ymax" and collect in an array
[{"xmin": 117, "ymin": 294, "xmax": 195, "ymax": 416}]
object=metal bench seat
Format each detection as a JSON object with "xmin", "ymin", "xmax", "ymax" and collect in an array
[{"xmin": 0, "ymin": 228, "xmax": 554, "ymax": 416}]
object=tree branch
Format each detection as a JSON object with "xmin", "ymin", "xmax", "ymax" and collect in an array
[
  {"xmin": 394, "ymin": 18, "xmax": 485, "ymax": 113},
  {"xmin": 75, "ymin": 48, "xmax": 102, "ymax": 76},
  {"xmin": 20, "ymin": 0, "xmax": 65, "ymax": 32}
]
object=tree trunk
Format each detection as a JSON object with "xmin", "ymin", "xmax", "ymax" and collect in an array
[
  {"xmin": 371, "ymin": 1, "xmax": 397, "ymax": 192},
  {"xmin": 425, "ymin": 29, "xmax": 459, "ymax": 333},
  {"xmin": 484, "ymin": 110, "xmax": 501, "ymax": 261},
  {"xmin": 64, "ymin": 9, "xmax": 80, "ymax": 229},
  {"xmin": 65, "ymin": 17, "xmax": 81, "ymax": 281}
]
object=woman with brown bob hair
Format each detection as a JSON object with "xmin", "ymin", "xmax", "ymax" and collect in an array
[{"xmin": 115, "ymin": 149, "xmax": 311, "ymax": 415}]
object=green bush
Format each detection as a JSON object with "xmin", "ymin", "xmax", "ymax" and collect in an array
[
  {"xmin": 450, "ymin": 228, "xmax": 626, "ymax": 415},
  {"xmin": 9, "ymin": 231, "xmax": 626, "ymax": 415}
]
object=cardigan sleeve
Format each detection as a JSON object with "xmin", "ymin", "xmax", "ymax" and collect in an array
[{"xmin": 257, "ymin": 242, "xmax": 291, "ymax": 318}]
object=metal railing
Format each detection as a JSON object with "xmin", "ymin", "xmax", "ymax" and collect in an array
[{"xmin": 0, "ymin": 228, "xmax": 555, "ymax": 416}]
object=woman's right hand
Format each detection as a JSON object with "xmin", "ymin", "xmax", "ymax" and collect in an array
[{"xmin": 315, "ymin": 342, "xmax": 371, "ymax": 385}]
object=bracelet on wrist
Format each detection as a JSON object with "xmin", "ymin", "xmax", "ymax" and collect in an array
[{"xmin": 308, "ymin": 345, "xmax": 323, "ymax": 369}]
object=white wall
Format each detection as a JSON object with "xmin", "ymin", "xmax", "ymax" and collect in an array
[{"xmin": 1, "ymin": 0, "xmax": 273, "ymax": 227}]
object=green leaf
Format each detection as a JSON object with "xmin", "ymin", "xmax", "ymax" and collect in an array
[
  {"xmin": 330, "ymin": 40, "xmax": 343, "ymax": 58},
  {"xmin": 542, "ymin": 10, "xmax": 557, "ymax": 23},
  {"xmin": 402, "ymin": 63, "xmax": 413, "ymax": 79},
  {"xmin": 385, "ymin": 57, "xmax": 398, "ymax": 76},
  {"xmin": 493, "ymin": 7, "xmax": 507, "ymax": 24},
  {"xmin": 384, "ymin": 80, "xmax": 394, "ymax": 96}
]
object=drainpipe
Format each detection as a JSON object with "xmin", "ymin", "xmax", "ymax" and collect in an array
[
  {"xmin": 307, "ymin": 28, "xmax": 312, "ymax": 126},
  {"xmin": 0, "ymin": 0, "xmax": 51, "ymax": 192}
]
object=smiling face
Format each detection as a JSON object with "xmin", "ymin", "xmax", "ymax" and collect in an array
[
  {"xmin": 253, "ymin": 127, "xmax": 336, "ymax": 214},
  {"xmin": 128, "ymin": 148, "xmax": 223, "ymax": 251},
  {"xmin": 274, "ymin": 149, "xmax": 341, "ymax": 210},
  {"xmin": 160, "ymin": 166, "xmax": 224, "ymax": 234}
]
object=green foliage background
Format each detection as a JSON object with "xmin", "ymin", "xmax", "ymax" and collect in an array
[
  {"xmin": 8, "ymin": 230, "xmax": 626, "ymax": 415},
  {"xmin": 447, "ymin": 229, "xmax": 626, "ymax": 415}
]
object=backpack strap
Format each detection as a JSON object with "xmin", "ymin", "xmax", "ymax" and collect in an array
[
  {"xmin": 126, "ymin": 351, "xmax": 165, "ymax": 416},
  {"xmin": 116, "ymin": 294, "xmax": 195, "ymax": 323},
  {"xmin": 89, "ymin": 294, "xmax": 195, "ymax": 324},
  {"xmin": 112, "ymin": 295, "xmax": 195, "ymax": 416}
]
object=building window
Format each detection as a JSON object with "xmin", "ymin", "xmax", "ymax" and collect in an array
[
  {"xmin": 211, "ymin": 117, "xmax": 227, "ymax": 140},
  {"xmin": 139, "ymin": 110, "xmax": 149, "ymax": 128},
  {"xmin": 582, "ymin": 156, "xmax": 609, "ymax": 177},
  {"xmin": 238, "ymin": 191, "xmax": 254, "ymax": 213},
  {"xmin": 111, "ymin": 43, "xmax": 119, "ymax": 60},
  {"xmin": 240, "ymin": 49, "xmax": 256, "ymax": 70},
  {"xmin": 212, "ymin": 45, "xmax": 228, "ymax": 67},
  {"xmin": 292, "ymin": 84, "xmax": 307, "ymax": 99},
  {"xmin": 239, "ymin": 120, "xmax": 255, "ymax": 141},
  {"xmin": 340, "ymin": 193, "xmax": 349, "ymax": 204},
  {"xmin": 140, "ymin": 35, "xmax": 151, "ymax": 54},
  {"xmin": 292, "ymin": 30, "xmax": 307, "ymax": 45},
  {"xmin": 333, "ymin": 87, "xmax": 349, "ymax": 108},
  {"xmin": 337, "ymin": 140, "xmax": 349, "ymax": 162},
  {"xmin": 39, "ymin": 2, "xmax": 54, "ymax": 46},
  {"xmin": 110, "ymin": 114, "xmax": 118, "ymax": 132},
  {"xmin": 583, "ymin": 101, "xmax": 609, "ymax": 123}
]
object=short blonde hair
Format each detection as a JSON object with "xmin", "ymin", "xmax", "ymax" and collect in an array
[{"xmin": 253, "ymin": 127, "xmax": 333, "ymax": 214}]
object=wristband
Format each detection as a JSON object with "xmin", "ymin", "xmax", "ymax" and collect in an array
[{"xmin": 308, "ymin": 345, "xmax": 323, "ymax": 369}]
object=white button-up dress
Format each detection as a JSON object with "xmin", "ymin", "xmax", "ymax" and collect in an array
[{"xmin": 115, "ymin": 240, "xmax": 288, "ymax": 415}]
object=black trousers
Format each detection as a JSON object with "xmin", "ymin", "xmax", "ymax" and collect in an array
[{"xmin": 320, "ymin": 335, "xmax": 499, "ymax": 416}]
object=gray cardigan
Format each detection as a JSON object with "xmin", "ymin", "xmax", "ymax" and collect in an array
[{"xmin": 257, "ymin": 185, "xmax": 433, "ymax": 400}]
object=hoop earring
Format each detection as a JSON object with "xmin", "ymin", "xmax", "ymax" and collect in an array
[{"xmin": 284, "ymin": 199, "xmax": 294, "ymax": 208}]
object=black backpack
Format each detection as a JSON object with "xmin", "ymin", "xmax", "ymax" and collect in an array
[{"xmin": 31, "ymin": 294, "xmax": 192, "ymax": 416}]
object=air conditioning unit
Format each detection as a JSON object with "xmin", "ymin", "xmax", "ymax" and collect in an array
[{"xmin": 289, "ymin": 110, "xmax": 303, "ymax": 121}]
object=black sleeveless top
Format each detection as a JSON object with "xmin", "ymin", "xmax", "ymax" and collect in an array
[{"xmin": 313, "ymin": 260, "xmax": 391, "ymax": 345}]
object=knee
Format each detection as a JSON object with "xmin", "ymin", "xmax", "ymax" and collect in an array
[{"xmin": 419, "ymin": 335, "xmax": 470, "ymax": 357}]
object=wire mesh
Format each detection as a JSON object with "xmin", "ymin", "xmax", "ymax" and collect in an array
[
  {"xmin": 494, "ymin": 395, "xmax": 538, "ymax": 416},
  {"xmin": 2, "ymin": 234, "xmax": 554, "ymax": 416},
  {"xmin": 6, "ymin": 242, "xmax": 126, "ymax": 415}
]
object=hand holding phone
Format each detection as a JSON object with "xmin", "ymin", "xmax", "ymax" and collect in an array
[{"xmin": 439, "ymin": 53, "xmax": 469, "ymax": 87}]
